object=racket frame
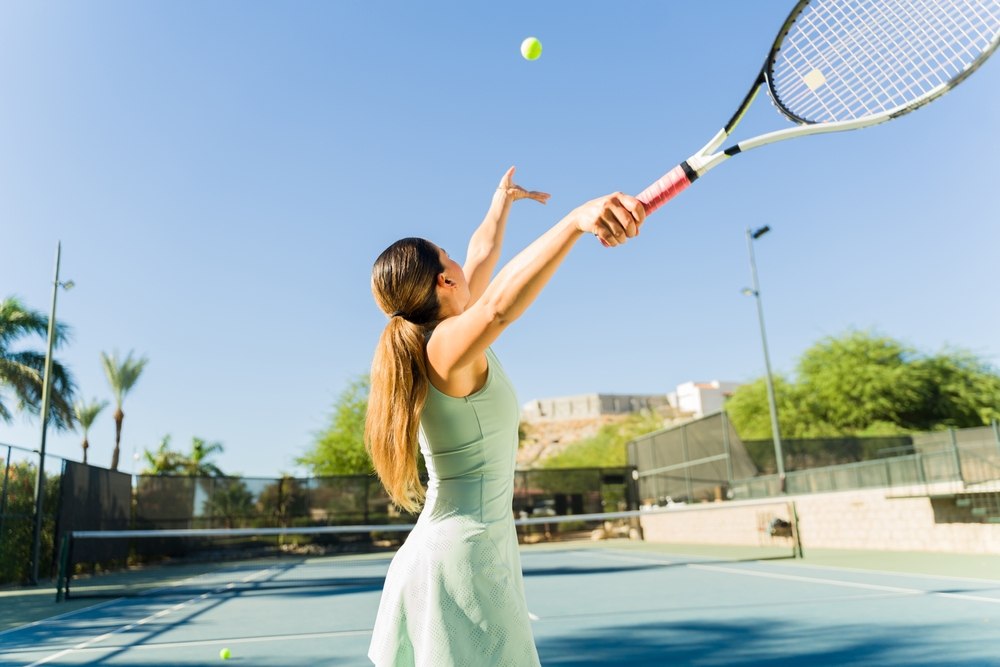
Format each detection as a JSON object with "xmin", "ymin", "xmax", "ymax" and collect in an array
[{"xmin": 638, "ymin": 0, "xmax": 1000, "ymax": 213}]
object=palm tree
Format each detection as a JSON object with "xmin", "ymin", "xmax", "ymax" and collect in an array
[
  {"xmin": 101, "ymin": 349, "xmax": 149, "ymax": 471},
  {"xmin": 0, "ymin": 298, "xmax": 77, "ymax": 430},
  {"xmin": 181, "ymin": 438, "xmax": 225, "ymax": 477},
  {"xmin": 73, "ymin": 398, "xmax": 108, "ymax": 464},
  {"xmin": 141, "ymin": 435, "xmax": 183, "ymax": 475}
]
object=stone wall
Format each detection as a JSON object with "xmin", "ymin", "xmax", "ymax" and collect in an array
[{"xmin": 640, "ymin": 485, "xmax": 1000, "ymax": 555}]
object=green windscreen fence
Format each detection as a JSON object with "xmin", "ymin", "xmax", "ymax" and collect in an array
[
  {"xmin": 743, "ymin": 435, "xmax": 913, "ymax": 474},
  {"xmin": 626, "ymin": 412, "xmax": 758, "ymax": 504},
  {"xmin": 134, "ymin": 469, "xmax": 631, "ymax": 532}
]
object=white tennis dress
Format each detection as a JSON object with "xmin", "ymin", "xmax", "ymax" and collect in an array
[{"xmin": 368, "ymin": 348, "xmax": 541, "ymax": 666}]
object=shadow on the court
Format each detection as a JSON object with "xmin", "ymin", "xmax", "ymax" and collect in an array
[
  {"xmin": 535, "ymin": 619, "xmax": 994, "ymax": 666},
  {"xmin": 0, "ymin": 584, "xmax": 381, "ymax": 653},
  {"xmin": 523, "ymin": 564, "xmax": 665, "ymax": 578}
]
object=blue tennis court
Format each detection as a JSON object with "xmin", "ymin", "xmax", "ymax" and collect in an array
[{"xmin": 3, "ymin": 545, "xmax": 999, "ymax": 667}]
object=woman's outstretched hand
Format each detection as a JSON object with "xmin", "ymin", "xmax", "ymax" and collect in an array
[
  {"xmin": 571, "ymin": 192, "xmax": 646, "ymax": 247},
  {"xmin": 498, "ymin": 166, "xmax": 550, "ymax": 204}
]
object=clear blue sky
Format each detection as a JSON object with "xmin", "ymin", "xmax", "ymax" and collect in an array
[{"xmin": 2, "ymin": 2, "xmax": 998, "ymax": 476}]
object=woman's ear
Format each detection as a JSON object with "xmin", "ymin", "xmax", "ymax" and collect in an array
[{"xmin": 437, "ymin": 272, "xmax": 457, "ymax": 289}]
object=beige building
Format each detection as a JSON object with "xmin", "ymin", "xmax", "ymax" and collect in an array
[{"xmin": 520, "ymin": 394, "xmax": 671, "ymax": 423}]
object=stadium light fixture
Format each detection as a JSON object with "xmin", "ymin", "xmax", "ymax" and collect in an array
[{"xmin": 744, "ymin": 228, "xmax": 785, "ymax": 493}]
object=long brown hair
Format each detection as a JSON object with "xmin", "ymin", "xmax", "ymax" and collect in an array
[{"xmin": 366, "ymin": 238, "xmax": 443, "ymax": 512}]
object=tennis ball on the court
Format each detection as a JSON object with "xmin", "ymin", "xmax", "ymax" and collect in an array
[
  {"xmin": 520, "ymin": 37, "xmax": 542, "ymax": 61},
  {"xmin": 220, "ymin": 648, "xmax": 231, "ymax": 660}
]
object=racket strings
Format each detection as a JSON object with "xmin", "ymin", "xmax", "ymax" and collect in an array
[
  {"xmin": 784, "ymin": 1, "xmax": 986, "ymax": 118},
  {"xmin": 782, "ymin": 1, "xmax": 990, "ymax": 118},
  {"xmin": 770, "ymin": 0, "xmax": 1000, "ymax": 123}
]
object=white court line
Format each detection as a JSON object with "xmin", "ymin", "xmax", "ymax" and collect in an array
[
  {"xmin": 563, "ymin": 549, "xmax": 1000, "ymax": 605},
  {"xmin": 24, "ymin": 564, "xmax": 286, "ymax": 667},
  {"xmin": 528, "ymin": 612, "xmax": 540, "ymax": 621},
  {"xmin": 527, "ymin": 591, "xmax": 931, "ymax": 623},
  {"xmin": 690, "ymin": 564, "xmax": 1000, "ymax": 605},
  {"xmin": 568, "ymin": 550, "xmax": 681, "ymax": 566},
  {"xmin": 0, "ymin": 598, "xmax": 123, "ymax": 639},
  {"xmin": 19, "ymin": 629, "xmax": 373, "ymax": 655},
  {"xmin": 780, "ymin": 560, "xmax": 1000, "ymax": 586}
]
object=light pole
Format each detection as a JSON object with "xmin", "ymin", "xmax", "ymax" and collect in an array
[
  {"xmin": 30, "ymin": 242, "xmax": 74, "ymax": 585},
  {"xmin": 742, "ymin": 226, "xmax": 785, "ymax": 492}
]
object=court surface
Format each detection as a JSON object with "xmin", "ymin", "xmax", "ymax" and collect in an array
[{"xmin": 2, "ymin": 545, "xmax": 1000, "ymax": 667}]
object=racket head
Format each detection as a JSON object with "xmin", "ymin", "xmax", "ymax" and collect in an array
[{"xmin": 765, "ymin": 0, "xmax": 1000, "ymax": 125}]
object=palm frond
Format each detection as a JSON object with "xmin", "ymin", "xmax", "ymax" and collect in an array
[
  {"xmin": 0, "ymin": 297, "xmax": 72, "ymax": 350},
  {"xmin": 101, "ymin": 349, "xmax": 149, "ymax": 406},
  {"xmin": 0, "ymin": 346, "xmax": 78, "ymax": 430},
  {"xmin": 74, "ymin": 398, "xmax": 109, "ymax": 434}
]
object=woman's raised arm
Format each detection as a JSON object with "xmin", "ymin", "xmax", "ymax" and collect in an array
[
  {"xmin": 463, "ymin": 167, "xmax": 549, "ymax": 307},
  {"xmin": 428, "ymin": 192, "xmax": 645, "ymax": 396}
]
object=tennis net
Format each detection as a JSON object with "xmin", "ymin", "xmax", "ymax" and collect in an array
[{"xmin": 56, "ymin": 497, "xmax": 801, "ymax": 600}]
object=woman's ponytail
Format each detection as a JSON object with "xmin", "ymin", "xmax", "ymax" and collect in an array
[{"xmin": 366, "ymin": 238, "xmax": 443, "ymax": 513}]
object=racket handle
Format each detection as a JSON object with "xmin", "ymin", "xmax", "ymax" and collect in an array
[{"xmin": 636, "ymin": 162, "xmax": 695, "ymax": 215}]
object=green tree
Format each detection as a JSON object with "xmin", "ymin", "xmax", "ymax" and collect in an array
[
  {"xmin": 141, "ymin": 435, "xmax": 184, "ymax": 475},
  {"xmin": 203, "ymin": 480, "xmax": 256, "ymax": 528},
  {"xmin": 297, "ymin": 375, "xmax": 372, "ymax": 476},
  {"xmin": 258, "ymin": 475, "xmax": 307, "ymax": 527},
  {"xmin": 101, "ymin": 349, "xmax": 149, "ymax": 471},
  {"xmin": 178, "ymin": 437, "xmax": 225, "ymax": 477},
  {"xmin": 726, "ymin": 330, "xmax": 1000, "ymax": 439},
  {"xmin": 140, "ymin": 435, "xmax": 226, "ymax": 477},
  {"xmin": 73, "ymin": 398, "xmax": 108, "ymax": 464},
  {"xmin": 0, "ymin": 298, "xmax": 76, "ymax": 430},
  {"xmin": 0, "ymin": 459, "xmax": 60, "ymax": 585},
  {"xmin": 542, "ymin": 410, "xmax": 664, "ymax": 469}
]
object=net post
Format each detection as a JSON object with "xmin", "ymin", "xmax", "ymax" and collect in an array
[
  {"xmin": 790, "ymin": 501, "xmax": 803, "ymax": 559},
  {"xmin": 55, "ymin": 531, "xmax": 71, "ymax": 602}
]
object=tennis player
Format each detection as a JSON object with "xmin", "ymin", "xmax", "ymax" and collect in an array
[{"xmin": 365, "ymin": 167, "xmax": 644, "ymax": 666}]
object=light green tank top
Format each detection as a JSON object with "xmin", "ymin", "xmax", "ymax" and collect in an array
[{"xmin": 418, "ymin": 347, "xmax": 520, "ymax": 523}]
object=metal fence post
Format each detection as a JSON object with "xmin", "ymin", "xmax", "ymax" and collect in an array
[
  {"xmin": 363, "ymin": 475, "xmax": 370, "ymax": 525},
  {"xmin": 993, "ymin": 419, "xmax": 1000, "ymax": 461},
  {"xmin": 950, "ymin": 428, "xmax": 964, "ymax": 485},
  {"xmin": 0, "ymin": 446, "xmax": 11, "ymax": 555},
  {"xmin": 721, "ymin": 412, "xmax": 734, "ymax": 485},
  {"xmin": 648, "ymin": 438, "xmax": 660, "ymax": 503},
  {"xmin": 681, "ymin": 425, "xmax": 693, "ymax": 501}
]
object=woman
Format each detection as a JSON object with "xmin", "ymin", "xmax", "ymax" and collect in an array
[{"xmin": 366, "ymin": 167, "xmax": 645, "ymax": 666}]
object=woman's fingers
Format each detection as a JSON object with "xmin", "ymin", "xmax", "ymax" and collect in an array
[
  {"xmin": 500, "ymin": 166, "xmax": 516, "ymax": 187},
  {"xmin": 607, "ymin": 200, "xmax": 637, "ymax": 238},
  {"xmin": 525, "ymin": 190, "xmax": 550, "ymax": 204},
  {"xmin": 595, "ymin": 219, "xmax": 623, "ymax": 247},
  {"xmin": 590, "ymin": 192, "xmax": 645, "ymax": 248},
  {"xmin": 620, "ymin": 195, "xmax": 646, "ymax": 234}
]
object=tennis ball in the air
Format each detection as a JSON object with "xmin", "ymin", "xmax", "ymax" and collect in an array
[
  {"xmin": 220, "ymin": 648, "xmax": 231, "ymax": 660},
  {"xmin": 520, "ymin": 37, "xmax": 542, "ymax": 61}
]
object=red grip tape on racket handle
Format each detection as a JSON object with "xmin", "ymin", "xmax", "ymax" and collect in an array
[{"xmin": 636, "ymin": 164, "xmax": 692, "ymax": 215}]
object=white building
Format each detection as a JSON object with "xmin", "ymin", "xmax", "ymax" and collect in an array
[
  {"xmin": 520, "ymin": 381, "xmax": 741, "ymax": 423},
  {"xmin": 667, "ymin": 381, "xmax": 741, "ymax": 418}
]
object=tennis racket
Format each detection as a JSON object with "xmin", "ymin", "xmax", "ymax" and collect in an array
[{"xmin": 636, "ymin": 0, "xmax": 1000, "ymax": 214}]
